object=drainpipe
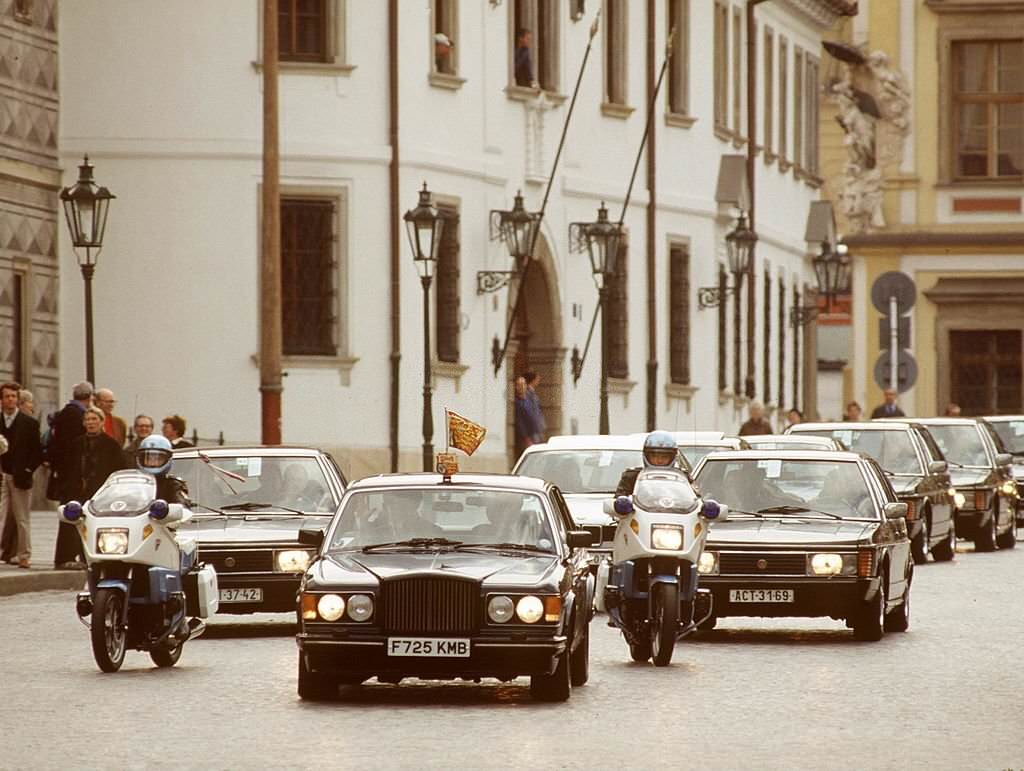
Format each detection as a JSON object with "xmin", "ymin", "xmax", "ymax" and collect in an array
[
  {"xmin": 388, "ymin": 0, "xmax": 401, "ymax": 471},
  {"xmin": 645, "ymin": 0, "xmax": 658, "ymax": 431},
  {"xmin": 744, "ymin": 1, "xmax": 768, "ymax": 401}
]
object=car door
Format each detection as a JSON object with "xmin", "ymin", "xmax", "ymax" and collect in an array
[
  {"xmin": 912, "ymin": 427, "xmax": 953, "ymax": 537},
  {"xmin": 979, "ymin": 421, "xmax": 1014, "ymax": 529},
  {"xmin": 551, "ymin": 487, "xmax": 594, "ymax": 634},
  {"xmin": 865, "ymin": 459, "xmax": 910, "ymax": 605}
]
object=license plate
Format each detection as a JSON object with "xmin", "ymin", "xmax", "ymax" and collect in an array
[
  {"xmin": 386, "ymin": 637, "xmax": 471, "ymax": 658},
  {"xmin": 219, "ymin": 587, "xmax": 263, "ymax": 603},
  {"xmin": 729, "ymin": 589, "xmax": 794, "ymax": 603}
]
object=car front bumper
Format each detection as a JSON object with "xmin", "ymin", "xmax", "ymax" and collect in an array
[
  {"xmin": 699, "ymin": 576, "xmax": 882, "ymax": 619},
  {"xmin": 953, "ymin": 508, "xmax": 990, "ymax": 538}
]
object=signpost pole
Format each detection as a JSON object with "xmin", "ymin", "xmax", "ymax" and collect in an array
[{"xmin": 889, "ymin": 295, "xmax": 898, "ymax": 391}]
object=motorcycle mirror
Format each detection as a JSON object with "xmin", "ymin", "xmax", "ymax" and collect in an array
[
  {"xmin": 702, "ymin": 499, "xmax": 722, "ymax": 520},
  {"xmin": 62, "ymin": 501, "xmax": 84, "ymax": 522}
]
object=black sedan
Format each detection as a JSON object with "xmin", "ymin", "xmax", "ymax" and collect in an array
[
  {"xmin": 912, "ymin": 418, "xmax": 1017, "ymax": 551},
  {"xmin": 984, "ymin": 415, "xmax": 1024, "ymax": 526},
  {"xmin": 295, "ymin": 473, "xmax": 595, "ymax": 701},
  {"xmin": 788, "ymin": 421, "xmax": 955, "ymax": 563},
  {"xmin": 692, "ymin": 450, "xmax": 912, "ymax": 641},
  {"xmin": 174, "ymin": 446, "xmax": 347, "ymax": 613}
]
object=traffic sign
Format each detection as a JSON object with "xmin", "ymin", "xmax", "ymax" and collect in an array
[
  {"xmin": 871, "ymin": 272, "xmax": 916, "ymax": 314},
  {"xmin": 873, "ymin": 350, "xmax": 918, "ymax": 393}
]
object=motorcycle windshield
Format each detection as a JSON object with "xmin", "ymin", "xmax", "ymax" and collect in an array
[
  {"xmin": 633, "ymin": 478, "xmax": 699, "ymax": 514},
  {"xmin": 88, "ymin": 472, "xmax": 156, "ymax": 516}
]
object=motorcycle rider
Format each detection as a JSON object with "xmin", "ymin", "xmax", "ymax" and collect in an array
[
  {"xmin": 615, "ymin": 431, "xmax": 683, "ymax": 497},
  {"xmin": 136, "ymin": 434, "xmax": 191, "ymax": 506}
]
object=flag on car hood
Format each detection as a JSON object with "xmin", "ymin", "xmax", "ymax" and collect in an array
[{"xmin": 447, "ymin": 410, "xmax": 487, "ymax": 456}]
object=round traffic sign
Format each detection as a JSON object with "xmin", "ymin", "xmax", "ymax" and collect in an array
[
  {"xmin": 871, "ymin": 271, "xmax": 916, "ymax": 314},
  {"xmin": 873, "ymin": 350, "xmax": 918, "ymax": 394}
]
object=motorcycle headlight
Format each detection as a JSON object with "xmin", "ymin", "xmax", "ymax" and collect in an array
[
  {"xmin": 697, "ymin": 551, "xmax": 718, "ymax": 575},
  {"xmin": 317, "ymin": 593, "xmax": 345, "ymax": 621},
  {"xmin": 346, "ymin": 594, "xmax": 374, "ymax": 622},
  {"xmin": 96, "ymin": 528, "xmax": 129, "ymax": 555},
  {"xmin": 488, "ymin": 595, "xmax": 515, "ymax": 624},
  {"xmin": 515, "ymin": 595, "xmax": 544, "ymax": 624},
  {"xmin": 274, "ymin": 549, "xmax": 312, "ymax": 573},
  {"xmin": 651, "ymin": 525, "xmax": 684, "ymax": 551},
  {"xmin": 808, "ymin": 553, "xmax": 843, "ymax": 576}
]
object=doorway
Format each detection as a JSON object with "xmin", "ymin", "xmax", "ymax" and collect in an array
[{"xmin": 950, "ymin": 329, "xmax": 1022, "ymax": 415}]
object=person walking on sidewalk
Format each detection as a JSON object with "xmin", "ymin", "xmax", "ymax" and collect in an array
[
  {"xmin": 738, "ymin": 401, "xmax": 774, "ymax": 436},
  {"xmin": 0, "ymin": 390, "xmax": 31, "ymax": 562},
  {"xmin": 48, "ymin": 380, "xmax": 93, "ymax": 568},
  {"xmin": 68, "ymin": 407, "xmax": 127, "ymax": 503},
  {"xmin": 95, "ymin": 388, "xmax": 127, "ymax": 447},
  {"xmin": 0, "ymin": 382, "xmax": 42, "ymax": 569}
]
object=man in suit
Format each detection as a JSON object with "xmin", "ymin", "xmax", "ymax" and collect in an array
[
  {"xmin": 0, "ymin": 381, "xmax": 42, "ymax": 569},
  {"xmin": 870, "ymin": 388, "xmax": 906, "ymax": 419},
  {"xmin": 48, "ymin": 380, "xmax": 93, "ymax": 568},
  {"xmin": 94, "ymin": 388, "xmax": 127, "ymax": 447}
]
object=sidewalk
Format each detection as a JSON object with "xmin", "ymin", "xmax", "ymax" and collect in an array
[{"xmin": 0, "ymin": 510, "xmax": 87, "ymax": 597}]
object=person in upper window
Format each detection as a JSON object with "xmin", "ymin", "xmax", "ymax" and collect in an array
[
  {"xmin": 434, "ymin": 32, "xmax": 454, "ymax": 74},
  {"xmin": 514, "ymin": 27, "xmax": 535, "ymax": 87}
]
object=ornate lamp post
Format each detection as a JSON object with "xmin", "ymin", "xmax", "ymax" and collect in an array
[
  {"xmin": 812, "ymin": 241, "xmax": 851, "ymax": 310},
  {"xmin": 404, "ymin": 183, "xmax": 446, "ymax": 472},
  {"xmin": 569, "ymin": 202, "xmax": 624, "ymax": 434},
  {"xmin": 60, "ymin": 155, "xmax": 115, "ymax": 385},
  {"xmin": 479, "ymin": 190, "xmax": 541, "ymax": 295},
  {"xmin": 696, "ymin": 210, "xmax": 755, "ymax": 309}
]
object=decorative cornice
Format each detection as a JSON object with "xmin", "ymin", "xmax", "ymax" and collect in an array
[
  {"xmin": 779, "ymin": 0, "xmax": 858, "ymax": 29},
  {"xmin": 924, "ymin": 0, "xmax": 1024, "ymax": 13}
]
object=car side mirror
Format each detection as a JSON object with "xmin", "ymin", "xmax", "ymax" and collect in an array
[
  {"xmin": 884, "ymin": 502, "xmax": 908, "ymax": 520},
  {"xmin": 995, "ymin": 453, "xmax": 1013, "ymax": 467},
  {"xmin": 567, "ymin": 530, "xmax": 595, "ymax": 548},
  {"xmin": 928, "ymin": 460, "xmax": 948, "ymax": 475},
  {"xmin": 298, "ymin": 527, "xmax": 325, "ymax": 549}
]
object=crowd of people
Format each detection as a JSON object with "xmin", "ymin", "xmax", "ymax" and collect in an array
[{"xmin": 0, "ymin": 380, "xmax": 195, "ymax": 570}]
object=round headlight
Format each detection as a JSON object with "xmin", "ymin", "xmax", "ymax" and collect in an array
[
  {"xmin": 1000, "ymin": 480, "xmax": 1017, "ymax": 496},
  {"xmin": 697, "ymin": 551, "xmax": 718, "ymax": 575},
  {"xmin": 276, "ymin": 549, "xmax": 312, "ymax": 573},
  {"xmin": 950, "ymin": 489, "xmax": 966, "ymax": 509},
  {"xmin": 810, "ymin": 553, "xmax": 843, "ymax": 576},
  {"xmin": 346, "ymin": 594, "xmax": 374, "ymax": 622},
  {"xmin": 516, "ymin": 595, "xmax": 544, "ymax": 624},
  {"xmin": 317, "ymin": 594, "xmax": 345, "ymax": 621},
  {"xmin": 651, "ymin": 526, "xmax": 684, "ymax": 551},
  {"xmin": 488, "ymin": 595, "xmax": 515, "ymax": 623}
]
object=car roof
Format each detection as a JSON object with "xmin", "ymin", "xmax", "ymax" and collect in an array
[
  {"xmin": 536, "ymin": 434, "xmax": 648, "ymax": 450},
  {"xmin": 633, "ymin": 430, "xmax": 729, "ymax": 442},
  {"xmin": 700, "ymin": 449, "xmax": 866, "ymax": 463},
  {"xmin": 346, "ymin": 472, "xmax": 551, "ymax": 493},
  {"xmin": 789, "ymin": 421, "xmax": 913, "ymax": 432},
  {"xmin": 982, "ymin": 415, "xmax": 1024, "ymax": 422},
  {"xmin": 745, "ymin": 434, "xmax": 836, "ymax": 444},
  {"xmin": 907, "ymin": 417, "xmax": 982, "ymax": 426},
  {"xmin": 172, "ymin": 445, "xmax": 327, "ymax": 457}
]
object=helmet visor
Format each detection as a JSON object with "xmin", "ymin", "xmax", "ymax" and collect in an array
[
  {"xmin": 137, "ymin": 448, "xmax": 172, "ymax": 470},
  {"xmin": 644, "ymin": 448, "xmax": 676, "ymax": 467}
]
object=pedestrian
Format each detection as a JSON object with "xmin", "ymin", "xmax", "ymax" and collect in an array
[
  {"xmin": 514, "ymin": 376, "xmax": 540, "ymax": 459},
  {"xmin": 162, "ymin": 414, "xmax": 193, "ymax": 449},
  {"xmin": 785, "ymin": 407, "xmax": 804, "ymax": 429},
  {"xmin": 524, "ymin": 371, "xmax": 547, "ymax": 443},
  {"xmin": 514, "ymin": 27, "xmax": 535, "ymax": 87},
  {"xmin": 48, "ymin": 380, "xmax": 93, "ymax": 568},
  {"xmin": 944, "ymin": 403, "xmax": 962, "ymax": 417},
  {"xmin": 738, "ymin": 400, "xmax": 773, "ymax": 436},
  {"xmin": 0, "ymin": 382, "xmax": 42, "ymax": 569},
  {"xmin": 94, "ymin": 388, "xmax": 127, "ymax": 446},
  {"xmin": 434, "ymin": 32, "xmax": 454, "ymax": 74},
  {"xmin": 0, "ymin": 389, "xmax": 34, "ymax": 562},
  {"xmin": 843, "ymin": 401, "xmax": 862, "ymax": 422},
  {"xmin": 870, "ymin": 387, "xmax": 905, "ymax": 418},
  {"xmin": 67, "ymin": 406, "xmax": 127, "ymax": 505},
  {"xmin": 124, "ymin": 413, "xmax": 155, "ymax": 463}
]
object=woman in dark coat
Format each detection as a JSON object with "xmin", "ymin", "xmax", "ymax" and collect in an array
[{"xmin": 69, "ymin": 407, "xmax": 127, "ymax": 505}]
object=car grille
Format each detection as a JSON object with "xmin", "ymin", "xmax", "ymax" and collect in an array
[
  {"xmin": 380, "ymin": 576, "xmax": 478, "ymax": 634},
  {"xmin": 200, "ymin": 548, "xmax": 274, "ymax": 573},
  {"xmin": 584, "ymin": 525, "xmax": 617, "ymax": 549},
  {"xmin": 718, "ymin": 552, "xmax": 806, "ymax": 576}
]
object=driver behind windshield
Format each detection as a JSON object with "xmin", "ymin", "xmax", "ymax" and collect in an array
[
  {"xmin": 811, "ymin": 468, "xmax": 870, "ymax": 517},
  {"xmin": 364, "ymin": 491, "xmax": 443, "ymax": 542}
]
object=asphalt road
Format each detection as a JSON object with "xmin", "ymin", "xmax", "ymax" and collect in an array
[{"xmin": 3, "ymin": 540, "xmax": 1022, "ymax": 771}]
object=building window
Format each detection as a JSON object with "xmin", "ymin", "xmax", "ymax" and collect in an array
[
  {"xmin": 763, "ymin": 267, "xmax": 771, "ymax": 403},
  {"xmin": 0, "ymin": 271, "xmax": 27, "ymax": 384},
  {"xmin": 668, "ymin": 243, "xmax": 690, "ymax": 385},
  {"xmin": 792, "ymin": 285, "xmax": 801, "ymax": 409},
  {"xmin": 606, "ymin": 238, "xmax": 629, "ymax": 379},
  {"xmin": 279, "ymin": 0, "xmax": 329, "ymax": 63},
  {"xmin": 513, "ymin": 0, "xmax": 560, "ymax": 92},
  {"xmin": 779, "ymin": 36, "xmax": 789, "ymax": 164},
  {"xmin": 713, "ymin": 1, "xmax": 728, "ymax": 130},
  {"xmin": 763, "ymin": 26, "xmax": 774, "ymax": 160},
  {"xmin": 432, "ymin": 0, "xmax": 458, "ymax": 76},
  {"xmin": 952, "ymin": 40, "xmax": 1024, "ymax": 179},
  {"xmin": 717, "ymin": 265, "xmax": 727, "ymax": 392},
  {"xmin": 794, "ymin": 47, "xmax": 804, "ymax": 172},
  {"xmin": 281, "ymin": 198, "xmax": 337, "ymax": 357},
  {"xmin": 777, "ymin": 277, "xmax": 785, "ymax": 408},
  {"xmin": 732, "ymin": 6, "xmax": 743, "ymax": 138},
  {"xmin": 435, "ymin": 205, "xmax": 461, "ymax": 364},
  {"xmin": 604, "ymin": 0, "xmax": 628, "ymax": 106},
  {"xmin": 666, "ymin": 0, "xmax": 689, "ymax": 116},
  {"xmin": 804, "ymin": 55, "xmax": 820, "ymax": 175}
]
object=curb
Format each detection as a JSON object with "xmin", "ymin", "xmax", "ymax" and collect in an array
[{"xmin": 0, "ymin": 570, "xmax": 86, "ymax": 597}]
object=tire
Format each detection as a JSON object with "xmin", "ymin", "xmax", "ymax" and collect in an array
[
  {"xmin": 852, "ymin": 582, "xmax": 885, "ymax": 642},
  {"xmin": 884, "ymin": 564, "xmax": 911, "ymax": 633},
  {"xmin": 628, "ymin": 638, "xmax": 652, "ymax": 662},
  {"xmin": 530, "ymin": 649, "xmax": 571, "ymax": 702},
  {"xmin": 569, "ymin": 623, "xmax": 590, "ymax": 686},
  {"xmin": 910, "ymin": 518, "xmax": 930, "ymax": 564},
  {"xmin": 150, "ymin": 641, "xmax": 183, "ymax": 668},
  {"xmin": 996, "ymin": 511, "xmax": 1017, "ymax": 550},
  {"xmin": 91, "ymin": 588, "xmax": 127, "ymax": 673},
  {"xmin": 932, "ymin": 518, "xmax": 956, "ymax": 562},
  {"xmin": 650, "ymin": 583, "xmax": 679, "ymax": 667},
  {"xmin": 974, "ymin": 509, "xmax": 998, "ymax": 552},
  {"xmin": 297, "ymin": 654, "xmax": 337, "ymax": 701}
]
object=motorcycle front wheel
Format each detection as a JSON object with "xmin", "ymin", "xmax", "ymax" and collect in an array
[
  {"xmin": 91, "ymin": 588, "xmax": 127, "ymax": 673},
  {"xmin": 651, "ymin": 583, "xmax": 679, "ymax": 667}
]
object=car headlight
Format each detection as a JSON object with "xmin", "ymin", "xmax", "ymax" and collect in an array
[
  {"xmin": 488, "ymin": 595, "xmax": 515, "ymax": 623},
  {"xmin": 949, "ymin": 488, "xmax": 966, "ymax": 509},
  {"xmin": 809, "ymin": 553, "xmax": 843, "ymax": 576},
  {"xmin": 346, "ymin": 594, "xmax": 374, "ymax": 622},
  {"xmin": 697, "ymin": 551, "xmax": 718, "ymax": 575},
  {"xmin": 275, "ymin": 549, "xmax": 312, "ymax": 573},
  {"xmin": 317, "ymin": 593, "xmax": 345, "ymax": 621},
  {"xmin": 1000, "ymin": 480, "xmax": 1017, "ymax": 497},
  {"xmin": 96, "ymin": 528, "xmax": 129, "ymax": 555},
  {"xmin": 651, "ymin": 525, "xmax": 684, "ymax": 551},
  {"xmin": 515, "ymin": 595, "xmax": 544, "ymax": 624}
]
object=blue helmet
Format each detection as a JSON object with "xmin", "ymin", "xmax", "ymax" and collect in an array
[
  {"xmin": 137, "ymin": 434, "xmax": 173, "ymax": 476},
  {"xmin": 643, "ymin": 431, "xmax": 677, "ymax": 468}
]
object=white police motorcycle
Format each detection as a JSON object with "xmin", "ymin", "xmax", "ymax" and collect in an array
[
  {"xmin": 61, "ymin": 470, "xmax": 219, "ymax": 672},
  {"xmin": 602, "ymin": 468, "xmax": 724, "ymax": 666}
]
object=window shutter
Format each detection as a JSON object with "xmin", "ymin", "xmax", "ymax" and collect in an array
[
  {"xmin": 435, "ymin": 208, "xmax": 461, "ymax": 364},
  {"xmin": 669, "ymin": 244, "xmax": 690, "ymax": 385},
  {"xmin": 606, "ymin": 237, "xmax": 629, "ymax": 379},
  {"xmin": 281, "ymin": 198, "xmax": 336, "ymax": 357}
]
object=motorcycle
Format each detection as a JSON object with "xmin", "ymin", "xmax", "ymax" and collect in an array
[
  {"xmin": 601, "ymin": 468, "xmax": 724, "ymax": 666},
  {"xmin": 61, "ymin": 470, "xmax": 219, "ymax": 672}
]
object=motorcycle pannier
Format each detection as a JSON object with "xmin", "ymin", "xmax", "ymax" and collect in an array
[{"xmin": 184, "ymin": 564, "xmax": 219, "ymax": 618}]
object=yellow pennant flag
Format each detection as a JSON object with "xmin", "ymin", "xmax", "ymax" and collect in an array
[{"xmin": 447, "ymin": 410, "xmax": 487, "ymax": 456}]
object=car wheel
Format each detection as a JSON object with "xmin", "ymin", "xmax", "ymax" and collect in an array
[
  {"xmin": 884, "ymin": 564, "xmax": 911, "ymax": 633},
  {"xmin": 297, "ymin": 654, "xmax": 337, "ymax": 701},
  {"xmin": 910, "ymin": 518, "xmax": 930, "ymax": 564},
  {"xmin": 852, "ymin": 582, "xmax": 885, "ymax": 642},
  {"xmin": 932, "ymin": 519, "xmax": 956, "ymax": 562},
  {"xmin": 996, "ymin": 510, "xmax": 1017, "ymax": 549},
  {"xmin": 569, "ymin": 622, "xmax": 590, "ymax": 686},
  {"xmin": 530, "ymin": 649, "xmax": 571, "ymax": 702},
  {"xmin": 650, "ymin": 583, "xmax": 679, "ymax": 667},
  {"xmin": 974, "ymin": 508, "xmax": 998, "ymax": 552}
]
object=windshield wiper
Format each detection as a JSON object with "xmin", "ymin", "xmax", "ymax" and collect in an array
[
  {"xmin": 758, "ymin": 505, "xmax": 845, "ymax": 520},
  {"xmin": 362, "ymin": 537, "xmax": 463, "ymax": 552},
  {"xmin": 725, "ymin": 509, "xmax": 765, "ymax": 519},
  {"xmin": 454, "ymin": 542, "xmax": 553, "ymax": 554},
  {"xmin": 220, "ymin": 501, "xmax": 307, "ymax": 516},
  {"xmin": 191, "ymin": 501, "xmax": 228, "ymax": 516}
]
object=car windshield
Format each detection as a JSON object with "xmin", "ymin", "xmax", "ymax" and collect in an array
[
  {"xmin": 990, "ymin": 420, "xmax": 1024, "ymax": 455},
  {"xmin": 174, "ymin": 456, "xmax": 336, "ymax": 513},
  {"xmin": 925, "ymin": 425, "xmax": 989, "ymax": 468},
  {"xmin": 329, "ymin": 489, "xmax": 556, "ymax": 552},
  {"xmin": 798, "ymin": 429, "xmax": 921, "ymax": 474},
  {"xmin": 89, "ymin": 472, "xmax": 156, "ymax": 516},
  {"xmin": 679, "ymin": 445, "xmax": 725, "ymax": 467},
  {"xmin": 633, "ymin": 477, "xmax": 699, "ymax": 513},
  {"xmin": 696, "ymin": 458, "xmax": 876, "ymax": 520},
  {"xmin": 515, "ymin": 450, "xmax": 644, "ymax": 494}
]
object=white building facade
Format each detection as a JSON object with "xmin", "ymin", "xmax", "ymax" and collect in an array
[{"xmin": 56, "ymin": 0, "xmax": 854, "ymax": 477}]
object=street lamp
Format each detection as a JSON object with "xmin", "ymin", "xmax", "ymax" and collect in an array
[
  {"xmin": 697, "ymin": 211, "xmax": 756, "ymax": 310},
  {"xmin": 812, "ymin": 241, "xmax": 851, "ymax": 310},
  {"xmin": 60, "ymin": 155, "xmax": 115, "ymax": 385},
  {"xmin": 404, "ymin": 182, "xmax": 446, "ymax": 472},
  {"xmin": 478, "ymin": 190, "xmax": 541, "ymax": 294},
  {"xmin": 569, "ymin": 202, "xmax": 624, "ymax": 434}
]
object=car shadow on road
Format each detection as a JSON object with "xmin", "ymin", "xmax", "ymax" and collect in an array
[
  {"xmin": 685, "ymin": 628, "xmax": 856, "ymax": 646},
  {"xmin": 304, "ymin": 680, "xmax": 548, "ymax": 707},
  {"xmin": 201, "ymin": 620, "xmax": 297, "ymax": 639}
]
